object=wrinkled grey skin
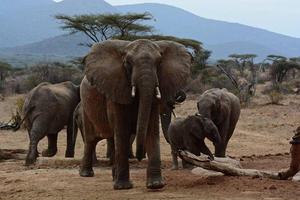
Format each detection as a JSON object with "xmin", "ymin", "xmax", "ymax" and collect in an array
[
  {"xmin": 80, "ymin": 39, "xmax": 191, "ymax": 190},
  {"xmin": 20, "ymin": 81, "xmax": 80, "ymax": 165},
  {"xmin": 197, "ymin": 88, "xmax": 241, "ymax": 157},
  {"xmin": 168, "ymin": 115, "xmax": 221, "ymax": 170},
  {"xmin": 73, "ymin": 102, "xmax": 134, "ymax": 164},
  {"xmin": 160, "ymin": 90, "xmax": 186, "ymax": 144},
  {"xmin": 73, "ymin": 101, "xmax": 172, "ymax": 163}
]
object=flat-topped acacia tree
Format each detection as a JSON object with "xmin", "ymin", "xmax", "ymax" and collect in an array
[{"xmin": 55, "ymin": 12, "xmax": 207, "ymax": 76}]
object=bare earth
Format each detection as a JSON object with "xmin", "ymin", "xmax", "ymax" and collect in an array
[{"xmin": 1, "ymin": 86, "xmax": 300, "ymax": 200}]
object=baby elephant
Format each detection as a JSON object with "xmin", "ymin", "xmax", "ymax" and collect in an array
[
  {"xmin": 168, "ymin": 114, "xmax": 221, "ymax": 170},
  {"xmin": 17, "ymin": 81, "xmax": 80, "ymax": 165}
]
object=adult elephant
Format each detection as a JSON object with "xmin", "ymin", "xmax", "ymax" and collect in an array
[
  {"xmin": 80, "ymin": 39, "xmax": 191, "ymax": 190},
  {"xmin": 72, "ymin": 103, "xmax": 134, "ymax": 163},
  {"xmin": 16, "ymin": 81, "xmax": 80, "ymax": 165},
  {"xmin": 197, "ymin": 88, "xmax": 240, "ymax": 157}
]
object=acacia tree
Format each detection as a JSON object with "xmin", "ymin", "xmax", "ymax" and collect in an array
[
  {"xmin": 56, "ymin": 12, "xmax": 207, "ymax": 77},
  {"xmin": 267, "ymin": 55, "xmax": 300, "ymax": 87},
  {"xmin": 229, "ymin": 54, "xmax": 257, "ymax": 77},
  {"xmin": 216, "ymin": 57, "xmax": 257, "ymax": 105},
  {"xmin": 56, "ymin": 12, "xmax": 154, "ymax": 46}
]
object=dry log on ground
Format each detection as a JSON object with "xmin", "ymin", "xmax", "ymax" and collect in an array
[
  {"xmin": 37, "ymin": 157, "xmax": 82, "ymax": 168},
  {"xmin": 179, "ymin": 150, "xmax": 280, "ymax": 179},
  {"xmin": 0, "ymin": 149, "xmax": 27, "ymax": 160}
]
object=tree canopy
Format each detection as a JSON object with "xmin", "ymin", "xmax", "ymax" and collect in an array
[
  {"xmin": 56, "ymin": 12, "xmax": 154, "ymax": 46},
  {"xmin": 56, "ymin": 12, "xmax": 208, "ymax": 76}
]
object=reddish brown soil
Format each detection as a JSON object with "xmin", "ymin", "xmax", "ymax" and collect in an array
[{"xmin": 1, "ymin": 88, "xmax": 300, "ymax": 200}]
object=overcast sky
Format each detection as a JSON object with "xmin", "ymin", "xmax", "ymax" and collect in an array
[{"xmin": 105, "ymin": 0, "xmax": 300, "ymax": 38}]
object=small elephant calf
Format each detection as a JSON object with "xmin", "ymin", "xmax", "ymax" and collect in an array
[{"xmin": 168, "ymin": 114, "xmax": 221, "ymax": 170}]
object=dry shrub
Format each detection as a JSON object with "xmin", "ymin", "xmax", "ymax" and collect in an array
[
  {"xmin": 186, "ymin": 68, "xmax": 237, "ymax": 94},
  {"xmin": 267, "ymin": 90, "xmax": 283, "ymax": 105},
  {"xmin": 11, "ymin": 97, "xmax": 24, "ymax": 126}
]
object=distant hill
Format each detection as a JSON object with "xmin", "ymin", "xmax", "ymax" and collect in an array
[
  {"xmin": 0, "ymin": 0, "xmax": 116, "ymax": 48},
  {"xmin": 116, "ymin": 3, "xmax": 300, "ymax": 60},
  {"xmin": 1, "ymin": 1, "xmax": 300, "ymax": 66}
]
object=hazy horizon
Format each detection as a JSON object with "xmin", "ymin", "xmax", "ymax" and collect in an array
[{"xmin": 104, "ymin": 0, "xmax": 300, "ymax": 39}]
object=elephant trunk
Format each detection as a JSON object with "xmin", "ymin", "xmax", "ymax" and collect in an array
[{"xmin": 134, "ymin": 73, "xmax": 158, "ymax": 161}]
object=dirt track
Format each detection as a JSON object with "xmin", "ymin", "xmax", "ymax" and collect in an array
[{"xmin": 1, "ymin": 88, "xmax": 300, "ymax": 200}]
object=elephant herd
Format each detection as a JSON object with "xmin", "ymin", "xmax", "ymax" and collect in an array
[{"xmin": 16, "ymin": 39, "xmax": 241, "ymax": 190}]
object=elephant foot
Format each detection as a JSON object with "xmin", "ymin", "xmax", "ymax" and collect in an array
[
  {"xmin": 79, "ymin": 168, "xmax": 94, "ymax": 177},
  {"xmin": 146, "ymin": 177, "xmax": 165, "ymax": 190},
  {"xmin": 215, "ymin": 151, "xmax": 226, "ymax": 158},
  {"xmin": 108, "ymin": 158, "xmax": 113, "ymax": 166},
  {"xmin": 182, "ymin": 160, "xmax": 194, "ymax": 169},
  {"xmin": 171, "ymin": 165, "xmax": 179, "ymax": 170},
  {"xmin": 114, "ymin": 180, "xmax": 133, "ymax": 190},
  {"xmin": 42, "ymin": 149, "xmax": 57, "ymax": 157},
  {"xmin": 65, "ymin": 150, "xmax": 75, "ymax": 158},
  {"xmin": 25, "ymin": 156, "xmax": 37, "ymax": 166},
  {"xmin": 128, "ymin": 152, "xmax": 135, "ymax": 159}
]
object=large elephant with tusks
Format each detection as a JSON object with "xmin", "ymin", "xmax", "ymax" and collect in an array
[{"xmin": 80, "ymin": 39, "xmax": 191, "ymax": 190}]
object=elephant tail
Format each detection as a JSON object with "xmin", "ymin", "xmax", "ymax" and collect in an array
[{"xmin": 13, "ymin": 106, "xmax": 34, "ymax": 131}]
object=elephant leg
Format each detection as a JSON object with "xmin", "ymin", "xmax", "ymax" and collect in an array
[
  {"xmin": 92, "ymin": 147, "xmax": 98, "ymax": 166},
  {"xmin": 106, "ymin": 138, "xmax": 114, "ymax": 164},
  {"xmin": 199, "ymin": 141, "xmax": 214, "ymax": 160},
  {"xmin": 112, "ymin": 105, "xmax": 132, "ymax": 190},
  {"xmin": 78, "ymin": 123, "xmax": 98, "ymax": 165},
  {"xmin": 128, "ymin": 134, "xmax": 135, "ymax": 159},
  {"xmin": 107, "ymin": 135, "xmax": 134, "ymax": 161},
  {"xmin": 160, "ymin": 111, "xmax": 172, "ymax": 144},
  {"xmin": 25, "ymin": 121, "xmax": 47, "ymax": 166},
  {"xmin": 80, "ymin": 114, "xmax": 98, "ymax": 177},
  {"xmin": 215, "ymin": 120, "xmax": 230, "ymax": 157},
  {"xmin": 65, "ymin": 118, "xmax": 75, "ymax": 157},
  {"xmin": 171, "ymin": 147, "xmax": 179, "ymax": 170},
  {"xmin": 110, "ymin": 139, "xmax": 116, "ymax": 181},
  {"xmin": 146, "ymin": 105, "xmax": 165, "ymax": 189},
  {"xmin": 42, "ymin": 133, "xmax": 58, "ymax": 157},
  {"xmin": 80, "ymin": 140, "xmax": 98, "ymax": 177}
]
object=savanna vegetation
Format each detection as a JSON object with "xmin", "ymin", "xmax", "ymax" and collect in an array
[{"xmin": 1, "ymin": 12, "xmax": 300, "ymax": 105}]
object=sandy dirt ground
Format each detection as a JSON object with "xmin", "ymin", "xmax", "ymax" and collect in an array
[{"xmin": 1, "ymin": 86, "xmax": 300, "ymax": 200}]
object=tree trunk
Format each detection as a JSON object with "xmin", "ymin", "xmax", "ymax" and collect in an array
[{"xmin": 179, "ymin": 150, "xmax": 280, "ymax": 179}]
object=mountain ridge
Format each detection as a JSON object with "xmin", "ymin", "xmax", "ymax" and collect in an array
[{"xmin": 1, "ymin": 1, "xmax": 299, "ymax": 65}]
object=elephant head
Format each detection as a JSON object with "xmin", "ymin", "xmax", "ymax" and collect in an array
[
  {"xmin": 84, "ymin": 39, "xmax": 191, "ymax": 161},
  {"xmin": 190, "ymin": 114, "xmax": 221, "ymax": 146}
]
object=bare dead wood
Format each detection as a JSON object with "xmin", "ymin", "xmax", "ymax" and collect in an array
[
  {"xmin": 0, "ymin": 149, "xmax": 27, "ymax": 160},
  {"xmin": 37, "ymin": 157, "xmax": 82, "ymax": 168},
  {"xmin": 179, "ymin": 150, "xmax": 280, "ymax": 179}
]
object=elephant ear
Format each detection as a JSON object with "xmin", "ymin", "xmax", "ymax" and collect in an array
[
  {"xmin": 155, "ymin": 41, "xmax": 192, "ymax": 103},
  {"xmin": 84, "ymin": 40, "xmax": 132, "ymax": 104}
]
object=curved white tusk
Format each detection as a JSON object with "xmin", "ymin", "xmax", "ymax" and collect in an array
[
  {"xmin": 131, "ymin": 86, "xmax": 136, "ymax": 97},
  {"xmin": 155, "ymin": 86, "xmax": 161, "ymax": 99}
]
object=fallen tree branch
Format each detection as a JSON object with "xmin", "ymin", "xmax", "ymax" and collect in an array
[
  {"xmin": 179, "ymin": 150, "xmax": 280, "ymax": 179},
  {"xmin": 0, "ymin": 149, "xmax": 27, "ymax": 160}
]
